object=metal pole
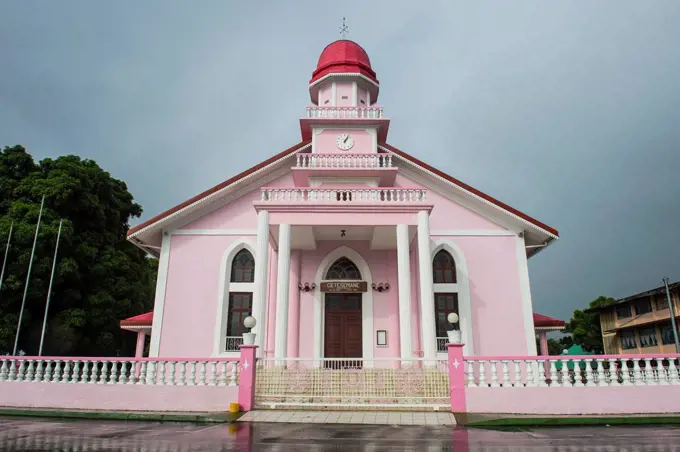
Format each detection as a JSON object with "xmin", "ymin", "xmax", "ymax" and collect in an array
[
  {"xmin": 13, "ymin": 195, "xmax": 45, "ymax": 356},
  {"xmin": 663, "ymin": 277, "xmax": 680, "ymax": 353},
  {"xmin": 0, "ymin": 221, "xmax": 13, "ymax": 299},
  {"xmin": 38, "ymin": 219, "xmax": 63, "ymax": 356}
]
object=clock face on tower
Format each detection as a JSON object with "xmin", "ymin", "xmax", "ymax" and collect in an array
[{"xmin": 336, "ymin": 133, "xmax": 354, "ymax": 151}]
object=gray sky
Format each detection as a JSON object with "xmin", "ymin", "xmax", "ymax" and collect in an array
[{"xmin": 2, "ymin": 1, "xmax": 680, "ymax": 322}]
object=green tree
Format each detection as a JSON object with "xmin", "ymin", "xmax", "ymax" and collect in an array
[
  {"xmin": 0, "ymin": 145, "xmax": 156, "ymax": 356},
  {"xmin": 564, "ymin": 296, "xmax": 614, "ymax": 353},
  {"xmin": 536, "ymin": 335, "xmax": 574, "ymax": 355}
]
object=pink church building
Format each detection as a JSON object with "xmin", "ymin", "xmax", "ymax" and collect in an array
[{"xmin": 124, "ymin": 39, "xmax": 562, "ymax": 364}]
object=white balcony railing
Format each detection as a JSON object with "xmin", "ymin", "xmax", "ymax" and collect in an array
[
  {"xmin": 260, "ymin": 187, "xmax": 427, "ymax": 203},
  {"xmin": 0, "ymin": 357, "xmax": 240, "ymax": 386},
  {"xmin": 306, "ymin": 106, "xmax": 384, "ymax": 119},
  {"xmin": 295, "ymin": 153, "xmax": 393, "ymax": 169},
  {"xmin": 465, "ymin": 355, "xmax": 680, "ymax": 388}
]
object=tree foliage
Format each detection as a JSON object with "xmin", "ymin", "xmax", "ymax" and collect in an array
[
  {"xmin": 536, "ymin": 335, "xmax": 574, "ymax": 355},
  {"xmin": 0, "ymin": 145, "xmax": 156, "ymax": 356},
  {"xmin": 564, "ymin": 296, "xmax": 615, "ymax": 354}
]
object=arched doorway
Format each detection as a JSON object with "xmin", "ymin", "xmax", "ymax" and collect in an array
[{"xmin": 323, "ymin": 257, "xmax": 363, "ymax": 360}]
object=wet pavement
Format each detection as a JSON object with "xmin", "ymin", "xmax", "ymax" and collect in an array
[{"xmin": 0, "ymin": 417, "xmax": 680, "ymax": 451}]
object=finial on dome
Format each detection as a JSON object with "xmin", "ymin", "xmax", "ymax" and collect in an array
[{"xmin": 339, "ymin": 17, "xmax": 349, "ymax": 38}]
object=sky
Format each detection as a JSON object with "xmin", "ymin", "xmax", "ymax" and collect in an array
[{"xmin": 2, "ymin": 1, "xmax": 680, "ymax": 322}]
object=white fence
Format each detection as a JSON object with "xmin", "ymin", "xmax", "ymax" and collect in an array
[
  {"xmin": 255, "ymin": 358, "xmax": 449, "ymax": 410},
  {"xmin": 0, "ymin": 357, "xmax": 240, "ymax": 386},
  {"xmin": 260, "ymin": 188, "xmax": 427, "ymax": 203},
  {"xmin": 465, "ymin": 355, "xmax": 680, "ymax": 387},
  {"xmin": 295, "ymin": 153, "xmax": 393, "ymax": 169},
  {"xmin": 305, "ymin": 106, "xmax": 384, "ymax": 119}
]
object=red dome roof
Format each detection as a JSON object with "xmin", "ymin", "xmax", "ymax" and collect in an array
[{"xmin": 310, "ymin": 40, "xmax": 379, "ymax": 85}]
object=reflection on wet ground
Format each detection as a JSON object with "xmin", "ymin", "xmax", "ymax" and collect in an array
[{"xmin": 1, "ymin": 417, "xmax": 680, "ymax": 451}]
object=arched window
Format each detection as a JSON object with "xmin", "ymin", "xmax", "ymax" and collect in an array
[
  {"xmin": 433, "ymin": 250, "xmax": 456, "ymax": 284},
  {"xmin": 225, "ymin": 249, "xmax": 255, "ymax": 351},
  {"xmin": 230, "ymin": 249, "xmax": 255, "ymax": 282},
  {"xmin": 325, "ymin": 257, "xmax": 361, "ymax": 280},
  {"xmin": 433, "ymin": 249, "xmax": 459, "ymax": 351}
]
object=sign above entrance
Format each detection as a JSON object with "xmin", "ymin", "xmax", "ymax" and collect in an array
[{"xmin": 320, "ymin": 281, "xmax": 368, "ymax": 293}]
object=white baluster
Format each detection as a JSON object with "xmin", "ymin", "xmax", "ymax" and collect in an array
[
  {"xmin": 8, "ymin": 361, "xmax": 17, "ymax": 381},
  {"xmin": 168, "ymin": 361, "xmax": 177, "ymax": 385},
  {"xmin": 158, "ymin": 361, "xmax": 167, "ymax": 385},
  {"xmin": 594, "ymin": 359, "xmax": 605, "ymax": 386},
  {"xmin": 70, "ymin": 360, "xmax": 81, "ymax": 383},
  {"xmin": 16, "ymin": 361, "xmax": 26, "ymax": 381},
  {"xmin": 478, "ymin": 360, "xmax": 487, "ymax": 387},
  {"xmin": 669, "ymin": 359, "xmax": 680, "ymax": 385},
  {"xmin": 25, "ymin": 361, "xmax": 35, "ymax": 382},
  {"xmin": 620, "ymin": 360, "xmax": 632, "ymax": 386},
  {"xmin": 99, "ymin": 361, "xmax": 108, "ymax": 384},
  {"xmin": 526, "ymin": 360, "xmax": 536, "ymax": 387},
  {"xmin": 108, "ymin": 361, "xmax": 118, "ymax": 384},
  {"xmin": 489, "ymin": 361, "xmax": 500, "ymax": 387},
  {"xmin": 0, "ymin": 360, "xmax": 8, "ymax": 381},
  {"xmin": 61, "ymin": 360, "xmax": 71, "ymax": 383},
  {"xmin": 80, "ymin": 361, "xmax": 89, "ymax": 383},
  {"xmin": 89, "ymin": 361, "xmax": 98, "ymax": 384},
  {"xmin": 42, "ymin": 360, "xmax": 52, "ymax": 383},
  {"xmin": 466, "ymin": 361, "xmax": 476, "ymax": 387},
  {"xmin": 513, "ymin": 360, "xmax": 522, "ymax": 387},
  {"xmin": 138, "ymin": 362, "xmax": 148, "ymax": 384},
  {"xmin": 179, "ymin": 362, "xmax": 187, "ymax": 385},
  {"xmin": 119, "ymin": 362, "xmax": 128, "ymax": 384},
  {"xmin": 501, "ymin": 361, "xmax": 511, "ymax": 387},
  {"xmin": 217, "ymin": 361, "xmax": 227, "ymax": 386},
  {"xmin": 584, "ymin": 359, "xmax": 594, "ymax": 386},
  {"xmin": 52, "ymin": 361, "xmax": 62, "ymax": 383},
  {"xmin": 199, "ymin": 362, "xmax": 207, "ymax": 386},
  {"xmin": 633, "ymin": 359, "xmax": 645, "ymax": 386},
  {"xmin": 146, "ymin": 361, "xmax": 157, "ymax": 385},
  {"xmin": 229, "ymin": 362, "xmax": 238, "ymax": 386},
  {"xmin": 209, "ymin": 362, "xmax": 217, "ymax": 386},
  {"xmin": 548, "ymin": 360, "xmax": 558, "ymax": 386}
]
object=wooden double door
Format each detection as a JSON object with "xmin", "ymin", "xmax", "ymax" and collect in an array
[{"xmin": 324, "ymin": 293, "xmax": 363, "ymax": 359}]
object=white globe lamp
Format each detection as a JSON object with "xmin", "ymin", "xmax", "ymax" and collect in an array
[
  {"xmin": 242, "ymin": 316, "xmax": 257, "ymax": 346},
  {"xmin": 447, "ymin": 313, "xmax": 462, "ymax": 344}
]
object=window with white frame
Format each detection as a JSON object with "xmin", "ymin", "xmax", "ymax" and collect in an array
[
  {"xmin": 225, "ymin": 249, "xmax": 255, "ymax": 351},
  {"xmin": 433, "ymin": 249, "xmax": 458, "ymax": 351}
]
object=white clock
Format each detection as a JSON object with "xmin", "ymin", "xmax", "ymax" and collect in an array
[{"xmin": 336, "ymin": 133, "xmax": 354, "ymax": 151}]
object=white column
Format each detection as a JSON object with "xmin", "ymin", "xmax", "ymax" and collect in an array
[
  {"xmin": 396, "ymin": 224, "xmax": 413, "ymax": 361},
  {"xmin": 253, "ymin": 210, "xmax": 270, "ymax": 357},
  {"xmin": 417, "ymin": 211, "xmax": 437, "ymax": 362},
  {"xmin": 274, "ymin": 224, "xmax": 292, "ymax": 361}
]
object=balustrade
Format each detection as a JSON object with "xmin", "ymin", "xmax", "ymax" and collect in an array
[
  {"xmin": 295, "ymin": 153, "xmax": 393, "ymax": 169},
  {"xmin": 0, "ymin": 357, "xmax": 240, "ymax": 387},
  {"xmin": 305, "ymin": 106, "xmax": 384, "ymax": 119},
  {"xmin": 260, "ymin": 187, "xmax": 427, "ymax": 203},
  {"xmin": 465, "ymin": 355, "xmax": 680, "ymax": 388}
]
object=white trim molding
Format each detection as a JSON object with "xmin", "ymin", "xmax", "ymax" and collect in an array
[
  {"xmin": 309, "ymin": 72, "xmax": 380, "ymax": 90},
  {"xmin": 212, "ymin": 239, "xmax": 257, "ymax": 356},
  {"xmin": 516, "ymin": 234, "xmax": 538, "ymax": 355},
  {"xmin": 431, "ymin": 239, "xmax": 474, "ymax": 356},
  {"xmin": 313, "ymin": 246, "xmax": 374, "ymax": 364},
  {"xmin": 431, "ymin": 230, "xmax": 517, "ymax": 237},
  {"xmin": 149, "ymin": 232, "xmax": 172, "ymax": 357},
  {"xmin": 172, "ymin": 229, "xmax": 257, "ymax": 236}
]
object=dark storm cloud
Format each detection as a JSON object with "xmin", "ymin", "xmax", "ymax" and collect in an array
[{"xmin": 2, "ymin": 0, "xmax": 679, "ymax": 322}]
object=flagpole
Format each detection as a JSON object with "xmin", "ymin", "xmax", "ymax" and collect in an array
[
  {"xmin": 0, "ymin": 221, "xmax": 13, "ymax": 300},
  {"xmin": 38, "ymin": 219, "xmax": 63, "ymax": 357},
  {"xmin": 13, "ymin": 195, "xmax": 45, "ymax": 356}
]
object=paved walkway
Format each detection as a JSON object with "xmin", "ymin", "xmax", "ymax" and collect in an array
[{"xmin": 238, "ymin": 410, "xmax": 456, "ymax": 425}]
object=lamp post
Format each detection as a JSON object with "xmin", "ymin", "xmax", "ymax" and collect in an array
[
  {"xmin": 447, "ymin": 312, "xmax": 461, "ymax": 344},
  {"xmin": 243, "ymin": 316, "xmax": 257, "ymax": 346}
]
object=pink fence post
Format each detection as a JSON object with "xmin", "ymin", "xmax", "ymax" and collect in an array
[
  {"xmin": 238, "ymin": 345, "xmax": 258, "ymax": 411},
  {"xmin": 447, "ymin": 343, "xmax": 466, "ymax": 413}
]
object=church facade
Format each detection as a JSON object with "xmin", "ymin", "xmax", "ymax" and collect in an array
[{"xmin": 124, "ymin": 40, "xmax": 560, "ymax": 363}]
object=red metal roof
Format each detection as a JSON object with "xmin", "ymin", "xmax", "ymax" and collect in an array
[
  {"xmin": 533, "ymin": 312, "xmax": 566, "ymax": 328},
  {"xmin": 127, "ymin": 141, "xmax": 558, "ymax": 240},
  {"xmin": 310, "ymin": 40, "xmax": 378, "ymax": 85},
  {"xmin": 120, "ymin": 311, "xmax": 153, "ymax": 327}
]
